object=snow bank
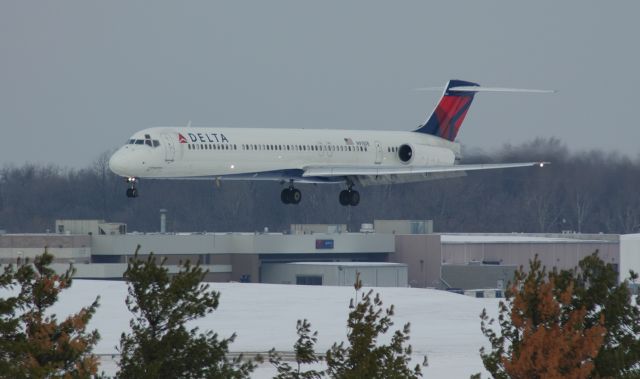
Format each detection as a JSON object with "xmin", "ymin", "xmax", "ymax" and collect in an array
[{"xmin": 49, "ymin": 280, "xmax": 500, "ymax": 378}]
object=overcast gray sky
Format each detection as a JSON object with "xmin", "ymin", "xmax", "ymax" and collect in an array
[{"xmin": 1, "ymin": 1, "xmax": 639, "ymax": 168}]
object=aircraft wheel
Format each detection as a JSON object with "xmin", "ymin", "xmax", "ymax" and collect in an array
[
  {"xmin": 281, "ymin": 189, "xmax": 291, "ymax": 204},
  {"xmin": 291, "ymin": 189, "xmax": 302, "ymax": 204},
  {"xmin": 349, "ymin": 190, "xmax": 360, "ymax": 206},
  {"xmin": 126, "ymin": 177, "xmax": 139, "ymax": 198},
  {"xmin": 339, "ymin": 190, "xmax": 351, "ymax": 206}
]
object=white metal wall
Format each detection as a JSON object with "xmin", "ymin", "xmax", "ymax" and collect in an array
[
  {"xmin": 261, "ymin": 263, "xmax": 408, "ymax": 287},
  {"xmin": 620, "ymin": 234, "xmax": 640, "ymax": 283},
  {"xmin": 91, "ymin": 233, "xmax": 394, "ymax": 256}
]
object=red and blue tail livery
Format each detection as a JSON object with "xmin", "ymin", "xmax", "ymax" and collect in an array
[{"xmin": 415, "ymin": 79, "xmax": 479, "ymax": 142}]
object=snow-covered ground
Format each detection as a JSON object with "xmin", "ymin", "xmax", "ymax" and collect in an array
[{"xmin": 48, "ymin": 280, "xmax": 500, "ymax": 378}]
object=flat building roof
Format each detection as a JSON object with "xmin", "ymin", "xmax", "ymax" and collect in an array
[{"xmin": 440, "ymin": 234, "xmax": 616, "ymax": 244}]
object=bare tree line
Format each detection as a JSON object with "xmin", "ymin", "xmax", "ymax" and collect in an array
[{"xmin": 1, "ymin": 137, "xmax": 639, "ymax": 234}]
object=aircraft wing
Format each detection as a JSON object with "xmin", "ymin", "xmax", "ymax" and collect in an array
[{"xmin": 302, "ymin": 162, "xmax": 548, "ymax": 177}]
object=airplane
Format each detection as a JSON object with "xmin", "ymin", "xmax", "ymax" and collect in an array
[{"xmin": 108, "ymin": 79, "xmax": 550, "ymax": 206}]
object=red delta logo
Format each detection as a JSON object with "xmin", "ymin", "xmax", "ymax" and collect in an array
[{"xmin": 178, "ymin": 133, "xmax": 188, "ymax": 144}]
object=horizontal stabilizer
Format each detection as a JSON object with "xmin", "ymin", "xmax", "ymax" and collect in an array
[
  {"xmin": 416, "ymin": 86, "xmax": 555, "ymax": 93},
  {"xmin": 449, "ymin": 86, "xmax": 555, "ymax": 93}
]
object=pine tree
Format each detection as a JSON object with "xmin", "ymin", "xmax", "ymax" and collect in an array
[
  {"xmin": 324, "ymin": 273, "xmax": 427, "ymax": 379},
  {"xmin": 269, "ymin": 319, "xmax": 322, "ymax": 379},
  {"xmin": 116, "ymin": 246, "xmax": 256, "ymax": 379},
  {"xmin": 0, "ymin": 250, "xmax": 101, "ymax": 378},
  {"xmin": 552, "ymin": 252, "xmax": 640, "ymax": 378},
  {"xmin": 0, "ymin": 260, "xmax": 24, "ymax": 377},
  {"xmin": 480, "ymin": 256, "xmax": 606, "ymax": 379}
]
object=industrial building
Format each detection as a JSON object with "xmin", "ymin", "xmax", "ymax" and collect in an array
[
  {"xmin": 0, "ymin": 219, "xmax": 636, "ymax": 293},
  {"xmin": 406, "ymin": 233, "xmax": 619, "ymax": 290}
]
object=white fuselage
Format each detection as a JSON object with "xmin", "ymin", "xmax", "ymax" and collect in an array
[{"xmin": 108, "ymin": 126, "xmax": 460, "ymax": 184}]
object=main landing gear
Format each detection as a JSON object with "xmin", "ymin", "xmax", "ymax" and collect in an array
[
  {"xmin": 281, "ymin": 183, "xmax": 302, "ymax": 205},
  {"xmin": 280, "ymin": 182, "xmax": 360, "ymax": 206},
  {"xmin": 339, "ymin": 186, "xmax": 360, "ymax": 206},
  {"xmin": 125, "ymin": 177, "xmax": 139, "ymax": 198}
]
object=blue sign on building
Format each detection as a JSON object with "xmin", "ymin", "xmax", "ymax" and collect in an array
[{"xmin": 315, "ymin": 239, "xmax": 334, "ymax": 249}]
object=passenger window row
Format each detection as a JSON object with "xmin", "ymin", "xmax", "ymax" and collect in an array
[
  {"xmin": 239, "ymin": 144, "xmax": 367, "ymax": 152},
  {"xmin": 186, "ymin": 143, "xmax": 368, "ymax": 153},
  {"xmin": 188, "ymin": 144, "xmax": 238, "ymax": 150}
]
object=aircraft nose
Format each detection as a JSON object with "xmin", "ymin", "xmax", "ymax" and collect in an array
[{"xmin": 109, "ymin": 150, "xmax": 128, "ymax": 176}]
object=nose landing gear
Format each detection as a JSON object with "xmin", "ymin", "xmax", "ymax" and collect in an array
[{"xmin": 125, "ymin": 177, "xmax": 139, "ymax": 198}]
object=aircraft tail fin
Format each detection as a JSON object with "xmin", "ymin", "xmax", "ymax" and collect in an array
[
  {"xmin": 414, "ymin": 80, "xmax": 554, "ymax": 141},
  {"xmin": 414, "ymin": 79, "xmax": 479, "ymax": 142}
]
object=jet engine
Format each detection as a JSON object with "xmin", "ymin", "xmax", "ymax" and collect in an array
[
  {"xmin": 397, "ymin": 143, "xmax": 456, "ymax": 166},
  {"xmin": 398, "ymin": 144, "xmax": 413, "ymax": 163}
]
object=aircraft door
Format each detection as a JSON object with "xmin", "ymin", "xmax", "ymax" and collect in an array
[
  {"xmin": 162, "ymin": 134, "xmax": 176, "ymax": 162},
  {"xmin": 374, "ymin": 141, "xmax": 383, "ymax": 164},
  {"xmin": 325, "ymin": 142, "xmax": 333, "ymax": 158}
]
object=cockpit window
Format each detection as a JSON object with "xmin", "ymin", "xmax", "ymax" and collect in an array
[{"xmin": 128, "ymin": 136, "xmax": 160, "ymax": 148}]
